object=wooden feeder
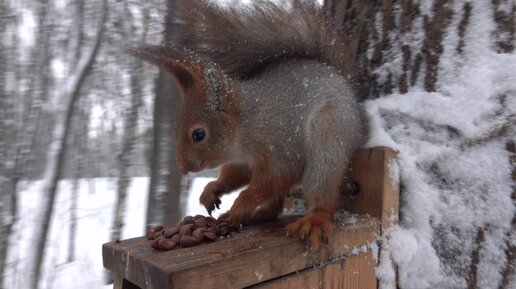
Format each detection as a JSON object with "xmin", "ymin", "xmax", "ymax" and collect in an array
[{"xmin": 103, "ymin": 146, "xmax": 399, "ymax": 289}]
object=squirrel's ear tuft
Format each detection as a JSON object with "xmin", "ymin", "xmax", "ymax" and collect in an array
[
  {"xmin": 127, "ymin": 45, "xmax": 202, "ymax": 96},
  {"xmin": 128, "ymin": 45, "xmax": 239, "ymax": 114}
]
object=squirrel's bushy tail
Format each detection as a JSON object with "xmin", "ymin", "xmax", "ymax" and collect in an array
[{"xmin": 167, "ymin": 0, "xmax": 356, "ymax": 81}]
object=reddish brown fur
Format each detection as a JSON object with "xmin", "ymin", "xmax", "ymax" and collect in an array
[
  {"xmin": 287, "ymin": 210, "xmax": 333, "ymax": 250},
  {"xmin": 131, "ymin": 0, "xmax": 368, "ymax": 249}
]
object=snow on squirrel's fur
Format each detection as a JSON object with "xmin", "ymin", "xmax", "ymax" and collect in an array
[{"xmin": 366, "ymin": 0, "xmax": 515, "ymax": 288}]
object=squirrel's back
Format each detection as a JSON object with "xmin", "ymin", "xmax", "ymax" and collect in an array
[
  {"xmin": 166, "ymin": 0, "xmax": 356, "ymax": 84},
  {"xmin": 237, "ymin": 58, "xmax": 366, "ymax": 163}
]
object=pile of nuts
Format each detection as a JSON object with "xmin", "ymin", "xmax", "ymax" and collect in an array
[{"xmin": 146, "ymin": 215, "xmax": 236, "ymax": 250}]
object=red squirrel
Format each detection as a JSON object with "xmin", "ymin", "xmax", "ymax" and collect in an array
[{"xmin": 130, "ymin": 0, "xmax": 368, "ymax": 248}]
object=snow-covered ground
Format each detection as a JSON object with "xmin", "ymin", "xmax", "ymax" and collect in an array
[{"xmin": 4, "ymin": 177, "xmax": 233, "ymax": 289}]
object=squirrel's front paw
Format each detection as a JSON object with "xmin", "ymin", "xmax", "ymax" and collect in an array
[
  {"xmin": 200, "ymin": 181, "xmax": 225, "ymax": 215},
  {"xmin": 228, "ymin": 195, "xmax": 257, "ymax": 226},
  {"xmin": 286, "ymin": 210, "xmax": 333, "ymax": 250}
]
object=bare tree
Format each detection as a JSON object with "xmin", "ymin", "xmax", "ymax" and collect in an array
[
  {"xmin": 145, "ymin": 1, "xmax": 183, "ymax": 229},
  {"xmin": 27, "ymin": 0, "xmax": 108, "ymax": 288},
  {"xmin": 64, "ymin": 0, "xmax": 85, "ymax": 264},
  {"xmin": 105, "ymin": 2, "xmax": 149, "ymax": 284},
  {"xmin": 67, "ymin": 104, "xmax": 89, "ymax": 263},
  {"xmin": 2, "ymin": 5, "xmax": 56, "ymax": 280},
  {"xmin": 0, "ymin": 5, "xmax": 11, "ymax": 288},
  {"xmin": 0, "ymin": 3, "xmax": 20, "ymax": 287}
]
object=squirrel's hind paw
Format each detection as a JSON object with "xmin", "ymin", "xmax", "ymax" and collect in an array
[{"xmin": 286, "ymin": 210, "xmax": 333, "ymax": 250}]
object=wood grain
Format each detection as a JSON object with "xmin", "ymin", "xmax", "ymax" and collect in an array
[
  {"xmin": 248, "ymin": 251, "xmax": 377, "ymax": 289},
  {"xmin": 346, "ymin": 146, "xmax": 400, "ymax": 231},
  {"xmin": 103, "ymin": 147, "xmax": 399, "ymax": 289},
  {"xmin": 103, "ymin": 216, "xmax": 380, "ymax": 289}
]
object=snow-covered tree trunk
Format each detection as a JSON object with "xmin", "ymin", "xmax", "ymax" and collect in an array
[
  {"xmin": 326, "ymin": 0, "xmax": 515, "ymax": 98},
  {"xmin": 325, "ymin": 0, "xmax": 515, "ymax": 288},
  {"xmin": 27, "ymin": 0, "xmax": 108, "ymax": 288}
]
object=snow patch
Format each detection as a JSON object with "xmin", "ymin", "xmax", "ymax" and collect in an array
[{"xmin": 387, "ymin": 158, "xmax": 400, "ymax": 189}]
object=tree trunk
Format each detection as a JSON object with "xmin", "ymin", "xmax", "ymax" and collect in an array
[
  {"xmin": 325, "ymin": 0, "xmax": 514, "ymax": 99},
  {"xmin": 105, "ymin": 2, "xmax": 149, "ymax": 284},
  {"xmin": 107, "ymin": 59, "xmax": 144, "ymax": 272},
  {"xmin": 105, "ymin": 57, "xmax": 144, "ymax": 284},
  {"xmin": 67, "ymin": 104, "xmax": 88, "ymax": 263},
  {"xmin": 0, "ymin": 4, "xmax": 10, "ymax": 288},
  {"xmin": 325, "ymin": 1, "xmax": 515, "ymax": 288},
  {"xmin": 145, "ymin": 1, "xmax": 183, "ymax": 229},
  {"xmin": 27, "ymin": 0, "xmax": 108, "ymax": 288},
  {"xmin": 2, "ymin": 4, "xmax": 56, "ymax": 281},
  {"xmin": 0, "ymin": 3, "xmax": 19, "ymax": 288},
  {"xmin": 146, "ymin": 72, "xmax": 182, "ymax": 228},
  {"xmin": 66, "ymin": 0, "xmax": 86, "ymax": 265}
]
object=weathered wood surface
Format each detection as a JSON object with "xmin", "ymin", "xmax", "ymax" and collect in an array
[
  {"xmin": 345, "ymin": 147, "xmax": 399, "ymax": 289},
  {"xmin": 103, "ymin": 146, "xmax": 399, "ymax": 289},
  {"xmin": 346, "ymin": 146, "xmax": 400, "ymax": 231},
  {"xmin": 103, "ymin": 216, "xmax": 380, "ymax": 289},
  {"xmin": 248, "ymin": 250, "xmax": 377, "ymax": 289}
]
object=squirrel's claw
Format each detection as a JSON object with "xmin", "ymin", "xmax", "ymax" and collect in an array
[
  {"xmin": 205, "ymin": 203, "xmax": 215, "ymax": 216},
  {"xmin": 205, "ymin": 197, "xmax": 221, "ymax": 215},
  {"xmin": 200, "ymin": 181, "xmax": 225, "ymax": 215},
  {"xmin": 286, "ymin": 210, "xmax": 333, "ymax": 250}
]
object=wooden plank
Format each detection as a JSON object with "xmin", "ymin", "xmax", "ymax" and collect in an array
[
  {"xmin": 103, "ymin": 216, "xmax": 380, "ymax": 289},
  {"xmin": 346, "ymin": 147, "xmax": 400, "ymax": 231},
  {"xmin": 338, "ymin": 251, "xmax": 377, "ymax": 289},
  {"xmin": 345, "ymin": 147, "xmax": 400, "ymax": 289},
  {"xmin": 248, "ymin": 251, "xmax": 377, "ymax": 289}
]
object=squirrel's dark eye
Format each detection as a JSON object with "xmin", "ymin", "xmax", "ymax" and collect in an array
[{"xmin": 192, "ymin": 128, "xmax": 206, "ymax": 143}]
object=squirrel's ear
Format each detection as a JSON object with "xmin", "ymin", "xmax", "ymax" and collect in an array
[
  {"xmin": 128, "ymin": 45, "xmax": 238, "ymax": 114},
  {"xmin": 127, "ymin": 45, "xmax": 203, "ymax": 96}
]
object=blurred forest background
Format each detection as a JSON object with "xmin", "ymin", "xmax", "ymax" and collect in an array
[
  {"xmin": 0, "ymin": 0, "xmax": 515, "ymax": 289},
  {"xmin": 0, "ymin": 0, "xmax": 191, "ymax": 288}
]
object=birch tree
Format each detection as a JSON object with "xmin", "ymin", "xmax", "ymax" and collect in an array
[
  {"xmin": 27, "ymin": 0, "xmax": 108, "ymax": 288},
  {"xmin": 67, "ymin": 104, "xmax": 89, "ymax": 263},
  {"xmin": 0, "ymin": 4, "xmax": 11, "ymax": 288},
  {"xmin": 105, "ymin": 1, "xmax": 148, "ymax": 283},
  {"xmin": 145, "ymin": 1, "xmax": 183, "ymax": 229},
  {"xmin": 0, "ymin": 2, "xmax": 25, "ymax": 287}
]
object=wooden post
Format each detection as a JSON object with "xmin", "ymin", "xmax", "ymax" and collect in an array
[
  {"xmin": 346, "ymin": 146, "xmax": 400, "ymax": 231},
  {"xmin": 345, "ymin": 147, "xmax": 400, "ymax": 289}
]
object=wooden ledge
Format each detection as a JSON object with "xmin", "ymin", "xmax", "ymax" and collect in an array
[
  {"xmin": 103, "ymin": 215, "xmax": 380, "ymax": 289},
  {"xmin": 103, "ymin": 147, "xmax": 399, "ymax": 289}
]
